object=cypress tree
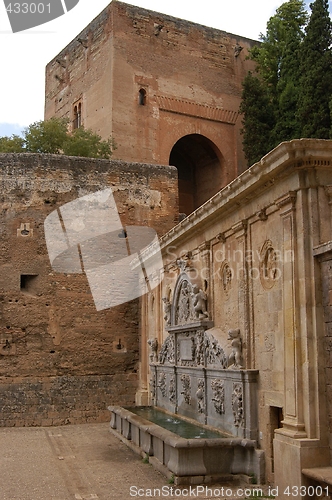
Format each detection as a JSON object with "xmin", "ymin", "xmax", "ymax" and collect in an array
[
  {"xmin": 297, "ymin": 0, "xmax": 332, "ymax": 138},
  {"xmin": 240, "ymin": 1, "xmax": 307, "ymax": 164},
  {"xmin": 239, "ymin": 72, "xmax": 275, "ymax": 166}
]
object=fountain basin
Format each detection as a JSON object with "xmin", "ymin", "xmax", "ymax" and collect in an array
[{"xmin": 108, "ymin": 405, "xmax": 264, "ymax": 485}]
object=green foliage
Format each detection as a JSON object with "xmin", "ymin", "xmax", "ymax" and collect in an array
[
  {"xmin": 62, "ymin": 126, "xmax": 115, "ymax": 159},
  {"xmin": 240, "ymin": 0, "xmax": 332, "ymax": 165},
  {"xmin": 297, "ymin": 0, "xmax": 332, "ymax": 138},
  {"xmin": 24, "ymin": 118, "xmax": 69, "ymax": 154},
  {"xmin": 251, "ymin": 0, "xmax": 307, "ymax": 104},
  {"xmin": 0, "ymin": 118, "xmax": 115, "ymax": 159},
  {"xmin": 239, "ymin": 72, "xmax": 275, "ymax": 165},
  {"xmin": 0, "ymin": 134, "xmax": 25, "ymax": 152}
]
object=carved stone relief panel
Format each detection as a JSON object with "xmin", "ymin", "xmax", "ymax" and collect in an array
[
  {"xmin": 196, "ymin": 378, "xmax": 205, "ymax": 413},
  {"xmin": 159, "ymin": 329, "xmax": 229, "ymax": 369},
  {"xmin": 232, "ymin": 382, "xmax": 244, "ymax": 427},
  {"xmin": 180, "ymin": 374, "xmax": 191, "ymax": 404},
  {"xmin": 171, "ymin": 269, "xmax": 209, "ymax": 326},
  {"xmin": 211, "ymin": 378, "xmax": 225, "ymax": 415},
  {"xmin": 169, "ymin": 375, "xmax": 176, "ymax": 405},
  {"xmin": 175, "ymin": 278, "xmax": 196, "ymax": 325},
  {"xmin": 176, "ymin": 330, "xmax": 204, "ymax": 367},
  {"xmin": 158, "ymin": 372, "xmax": 167, "ymax": 398},
  {"xmin": 150, "ymin": 370, "xmax": 156, "ymax": 401},
  {"xmin": 158, "ymin": 334, "xmax": 175, "ymax": 364},
  {"xmin": 205, "ymin": 332, "xmax": 228, "ymax": 368}
]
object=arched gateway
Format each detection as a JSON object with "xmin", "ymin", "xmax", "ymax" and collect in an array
[{"xmin": 169, "ymin": 134, "xmax": 224, "ymax": 216}]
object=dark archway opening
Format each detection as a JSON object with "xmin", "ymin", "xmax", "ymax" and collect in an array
[{"xmin": 169, "ymin": 134, "xmax": 223, "ymax": 216}]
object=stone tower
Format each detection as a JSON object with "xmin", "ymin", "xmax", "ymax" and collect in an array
[{"xmin": 45, "ymin": 1, "xmax": 257, "ymax": 216}]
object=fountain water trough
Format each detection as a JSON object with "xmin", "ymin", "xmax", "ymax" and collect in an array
[{"xmin": 109, "ymin": 269, "xmax": 264, "ymax": 484}]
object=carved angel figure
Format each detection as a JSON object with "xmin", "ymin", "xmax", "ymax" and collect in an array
[
  {"xmin": 162, "ymin": 297, "xmax": 171, "ymax": 326},
  {"xmin": 147, "ymin": 337, "xmax": 158, "ymax": 362},
  {"xmin": 192, "ymin": 285, "xmax": 209, "ymax": 319},
  {"xmin": 227, "ymin": 328, "xmax": 243, "ymax": 369}
]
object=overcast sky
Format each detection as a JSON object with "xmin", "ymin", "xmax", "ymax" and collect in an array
[{"xmin": 0, "ymin": 0, "xmax": 324, "ymax": 137}]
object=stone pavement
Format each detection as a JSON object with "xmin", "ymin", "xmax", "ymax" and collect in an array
[{"xmin": 0, "ymin": 422, "xmax": 266, "ymax": 500}]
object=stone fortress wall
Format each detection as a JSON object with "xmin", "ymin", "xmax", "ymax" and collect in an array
[{"xmin": 0, "ymin": 153, "xmax": 177, "ymax": 426}]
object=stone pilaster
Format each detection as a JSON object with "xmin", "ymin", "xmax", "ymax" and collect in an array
[{"xmin": 275, "ymin": 191, "xmax": 306, "ymax": 436}]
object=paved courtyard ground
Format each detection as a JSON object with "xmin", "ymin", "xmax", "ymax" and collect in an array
[{"xmin": 0, "ymin": 422, "xmax": 266, "ymax": 500}]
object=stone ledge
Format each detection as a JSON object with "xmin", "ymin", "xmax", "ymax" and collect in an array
[{"xmin": 302, "ymin": 467, "xmax": 332, "ymax": 486}]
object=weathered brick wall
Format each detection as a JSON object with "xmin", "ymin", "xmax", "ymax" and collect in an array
[
  {"xmin": 0, "ymin": 374, "xmax": 136, "ymax": 427},
  {"xmin": 0, "ymin": 153, "xmax": 177, "ymax": 426}
]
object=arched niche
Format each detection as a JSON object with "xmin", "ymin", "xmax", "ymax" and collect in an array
[{"xmin": 171, "ymin": 271, "xmax": 196, "ymax": 327}]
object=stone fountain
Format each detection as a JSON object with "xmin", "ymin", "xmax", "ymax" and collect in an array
[{"xmin": 109, "ymin": 268, "xmax": 264, "ymax": 484}]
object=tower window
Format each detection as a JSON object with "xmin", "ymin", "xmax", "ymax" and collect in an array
[
  {"xmin": 138, "ymin": 88, "xmax": 147, "ymax": 106},
  {"xmin": 73, "ymin": 102, "xmax": 82, "ymax": 129}
]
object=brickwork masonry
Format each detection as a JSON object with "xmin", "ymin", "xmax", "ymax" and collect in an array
[{"xmin": 0, "ymin": 153, "xmax": 178, "ymax": 426}]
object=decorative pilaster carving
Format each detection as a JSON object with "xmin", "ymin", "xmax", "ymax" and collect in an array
[
  {"xmin": 211, "ymin": 379, "xmax": 225, "ymax": 415},
  {"xmin": 158, "ymin": 372, "xmax": 167, "ymax": 398},
  {"xmin": 232, "ymin": 383, "xmax": 244, "ymax": 428},
  {"xmin": 169, "ymin": 376, "xmax": 176, "ymax": 405},
  {"xmin": 196, "ymin": 379, "xmax": 205, "ymax": 413},
  {"xmin": 180, "ymin": 374, "xmax": 191, "ymax": 404},
  {"xmin": 150, "ymin": 370, "xmax": 156, "ymax": 401}
]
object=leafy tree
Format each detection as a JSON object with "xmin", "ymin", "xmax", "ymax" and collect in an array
[
  {"xmin": 240, "ymin": 0, "xmax": 309, "ymax": 163},
  {"xmin": 272, "ymin": 31, "xmax": 303, "ymax": 143},
  {"xmin": 62, "ymin": 127, "xmax": 115, "ymax": 159},
  {"xmin": 297, "ymin": 0, "xmax": 332, "ymax": 138},
  {"xmin": 0, "ymin": 118, "xmax": 115, "ymax": 159},
  {"xmin": 250, "ymin": 0, "xmax": 308, "ymax": 108},
  {"xmin": 0, "ymin": 134, "xmax": 25, "ymax": 152},
  {"xmin": 24, "ymin": 118, "xmax": 69, "ymax": 154},
  {"xmin": 239, "ymin": 72, "xmax": 275, "ymax": 165}
]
